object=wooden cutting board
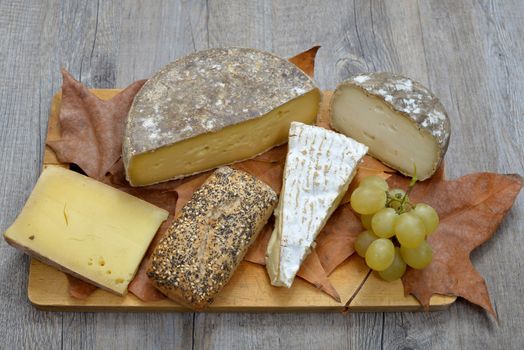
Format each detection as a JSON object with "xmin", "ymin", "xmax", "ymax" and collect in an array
[{"xmin": 29, "ymin": 89, "xmax": 456, "ymax": 312}]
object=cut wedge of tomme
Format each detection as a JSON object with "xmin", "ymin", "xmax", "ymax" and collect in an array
[
  {"xmin": 266, "ymin": 122, "xmax": 368, "ymax": 288},
  {"xmin": 123, "ymin": 48, "xmax": 321, "ymax": 186},
  {"xmin": 330, "ymin": 73, "xmax": 451, "ymax": 180}
]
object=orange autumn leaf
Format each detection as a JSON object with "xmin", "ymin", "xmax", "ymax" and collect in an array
[
  {"xmin": 297, "ymin": 250, "xmax": 341, "ymax": 302},
  {"xmin": 117, "ymin": 187, "xmax": 178, "ymax": 214},
  {"xmin": 288, "ymin": 46, "xmax": 320, "ymax": 78},
  {"xmin": 244, "ymin": 220, "xmax": 274, "ymax": 265},
  {"xmin": 128, "ymin": 260, "xmax": 167, "ymax": 302},
  {"xmin": 360, "ymin": 154, "xmax": 395, "ymax": 173},
  {"xmin": 66, "ymin": 275, "xmax": 98, "ymax": 300},
  {"xmin": 251, "ymin": 144, "xmax": 288, "ymax": 163},
  {"xmin": 386, "ymin": 171, "xmax": 523, "ymax": 315},
  {"xmin": 233, "ymin": 160, "xmax": 285, "ymax": 194}
]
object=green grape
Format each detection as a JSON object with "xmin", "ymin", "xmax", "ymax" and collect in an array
[
  {"xmin": 371, "ymin": 208, "xmax": 398, "ymax": 238},
  {"xmin": 378, "ymin": 247, "xmax": 407, "ymax": 281},
  {"xmin": 365, "ymin": 238, "xmax": 395, "ymax": 271},
  {"xmin": 394, "ymin": 212, "xmax": 425, "ymax": 248},
  {"xmin": 354, "ymin": 230, "xmax": 379, "ymax": 257},
  {"xmin": 360, "ymin": 214, "xmax": 373, "ymax": 230},
  {"xmin": 400, "ymin": 240, "xmax": 433, "ymax": 269},
  {"xmin": 412, "ymin": 203, "xmax": 439, "ymax": 236},
  {"xmin": 350, "ymin": 186, "xmax": 387, "ymax": 215},
  {"xmin": 388, "ymin": 188, "xmax": 408, "ymax": 211},
  {"xmin": 359, "ymin": 175, "xmax": 389, "ymax": 191}
]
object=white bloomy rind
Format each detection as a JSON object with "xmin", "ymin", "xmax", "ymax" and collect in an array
[{"xmin": 265, "ymin": 122, "xmax": 368, "ymax": 288}]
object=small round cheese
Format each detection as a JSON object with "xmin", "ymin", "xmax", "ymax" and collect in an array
[{"xmin": 330, "ymin": 73, "xmax": 451, "ymax": 180}]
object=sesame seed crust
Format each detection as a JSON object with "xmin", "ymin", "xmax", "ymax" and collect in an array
[{"xmin": 146, "ymin": 166, "xmax": 278, "ymax": 309}]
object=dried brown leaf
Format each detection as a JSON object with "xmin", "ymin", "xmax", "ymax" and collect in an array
[
  {"xmin": 387, "ymin": 172, "xmax": 523, "ymax": 315},
  {"xmin": 244, "ymin": 219, "xmax": 274, "ymax": 265},
  {"xmin": 316, "ymin": 204, "xmax": 362, "ymax": 275},
  {"xmin": 251, "ymin": 144, "xmax": 288, "ymax": 163},
  {"xmin": 297, "ymin": 250, "xmax": 341, "ymax": 302},
  {"xmin": 66, "ymin": 275, "xmax": 98, "ymax": 300},
  {"xmin": 47, "ymin": 70, "xmax": 145, "ymax": 180},
  {"xmin": 232, "ymin": 160, "xmax": 285, "ymax": 194},
  {"xmin": 116, "ymin": 187, "xmax": 178, "ymax": 214}
]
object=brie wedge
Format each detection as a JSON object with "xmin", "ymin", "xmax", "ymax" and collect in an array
[{"xmin": 266, "ymin": 122, "xmax": 368, "ymax": 287}]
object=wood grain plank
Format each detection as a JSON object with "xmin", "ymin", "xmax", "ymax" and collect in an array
[
  {"xmin": 191, "ymin": 1, "xmax": 388, "ymax": 349},
  {"xmin": 50, "ymin": 2, "xmax": 195, "ymax": 349},
  {"xmin": 61, "ymin": 312, "xmax": 193, "ymax": 350},
  {"xmin": 0, "ymin": 1, "xmax": 63, "ymax": 349},
  {"xmin": 191, "ymin": 0, "xmax": 524, "ymax": 349},
  {"xmin": 29, "ymin": 256, "xmax": 454, "ymax": 312},
  {"xmin": 380, "ymin": 1, "xmax": 524, "ymax": 349},
  {"xmin": 193, "ymin": 312, "xmax": 384, "ymax": 350},
  {"xmin": 114, "ymin": 1, "xmax": 200, "ymax": 84},
  {"xmin": 1, "ymin": 0, "xmax": 523, "ymax": 349}
]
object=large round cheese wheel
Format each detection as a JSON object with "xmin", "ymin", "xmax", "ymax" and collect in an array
[{"xmin": 123, "ymin": 48, "xmax": 320, "ymax": 186}]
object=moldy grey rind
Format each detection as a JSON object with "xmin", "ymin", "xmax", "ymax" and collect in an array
[
  {"xmin": 331, "ymin": 72, "xmax": 451, "ymax": 179},
  {"xmin": 123, "ymin": 47, "xmax": 318, "ymax": 172}
]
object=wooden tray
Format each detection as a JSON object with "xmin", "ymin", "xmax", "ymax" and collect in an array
[{"xmin": 29, "ymin": 89, "xmax": 456, "ymax": 312}]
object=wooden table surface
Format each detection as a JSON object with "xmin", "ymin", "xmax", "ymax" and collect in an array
[{"xmin": 1, "ymin": 1, "xmax": 523, "ymax": 349}]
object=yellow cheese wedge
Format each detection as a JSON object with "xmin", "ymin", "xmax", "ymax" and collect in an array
[
  {"xmin": 4, "ymin": 166, "xmax": 169, "ymax": 295},
  {"xmin": 330, "ymin": 73, "xmax": 450, "ymax": 180},
  {"xmin": 127, "ymin": 91, "xmax": 320, "ymax": 186},
  {"xmin": 123, "ymin": 48, "xmax": 321, "ymax": 186}
]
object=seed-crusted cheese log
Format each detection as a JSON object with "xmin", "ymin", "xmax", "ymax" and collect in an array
[
  {"xmin": 147, "ymin": 166, "xmax": 278, "ymax": 309},
  {"xmin": 330, "ymin": 73, "xmax": 451, "ymax": 180},
  {"xmin": 123, "ymin": 47, "xmax": 321, "ymax": 186}
]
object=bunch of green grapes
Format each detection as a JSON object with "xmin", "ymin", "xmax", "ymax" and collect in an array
[{"xmin": 351, "ymin": 175, "xmax": 439, "ymax": 282}]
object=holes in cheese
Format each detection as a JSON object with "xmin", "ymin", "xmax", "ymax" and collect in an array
[
  {"xmin": 3, "ymin": 166, "xmax": 169, "ymax": 295},
  {"xmin": 330, "ymin": 73, "xmax": 450, "ymax": 180},
  {"xmin": 127, "ymin": 91, "xmax": 320, "ymax": 186}
]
